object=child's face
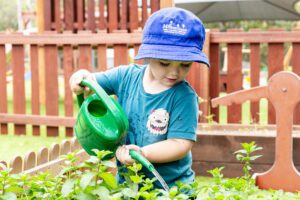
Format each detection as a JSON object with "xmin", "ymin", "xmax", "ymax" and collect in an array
[{"xmin": 148, "ymin": 59, "xmax": 192, "ymax": 87}]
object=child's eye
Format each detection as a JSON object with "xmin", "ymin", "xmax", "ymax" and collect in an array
[
  {"xmin": 181, "ymin": 63, "xmax": 192, "ymax": 68},
  {"xmin": 159, "ymin": 62, "xmax": 170, "ymax": 67}
]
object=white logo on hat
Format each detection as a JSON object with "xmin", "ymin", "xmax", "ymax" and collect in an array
[{"xmin": 163, "ymin": 20, "xmax": 187, "ymax": 35}]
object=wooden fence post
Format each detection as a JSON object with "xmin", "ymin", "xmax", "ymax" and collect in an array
[{"xmin": 160, "ymin": 0, "xmax": 174, "ymax": 8}]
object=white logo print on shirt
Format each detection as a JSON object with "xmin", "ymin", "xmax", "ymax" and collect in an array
[{"xmin": 146, "ymin": 108, "xmax": 169, "ymax": 135}]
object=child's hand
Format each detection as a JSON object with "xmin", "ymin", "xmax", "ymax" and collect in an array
[
  {"xmin": 116, "ymin": 145, "xmax": 143, "ymax": 165},
  {"xmin": 69, "ymin": 69, "xmax": 96, "ymax": 96}
]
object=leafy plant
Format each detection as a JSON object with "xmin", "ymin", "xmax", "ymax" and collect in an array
[
  {"xmin": 0, "ymin": 142, "xmax": 300, "ymax": 200},
  {"xmin": 234, "ymin": 141, "xmax": 263, "ymax": 180}
]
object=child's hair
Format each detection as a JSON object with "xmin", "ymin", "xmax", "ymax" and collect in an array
[{"xmin": 135, "ymin": 7, "xmax": 210, "ymax": 67}]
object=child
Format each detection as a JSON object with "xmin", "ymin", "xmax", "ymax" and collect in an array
[{"xmin": 69, "ymin": 7, "xmax": 209, "ymax": 189}]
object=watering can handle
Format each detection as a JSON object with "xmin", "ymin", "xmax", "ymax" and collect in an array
[
  {"xmin": 76, "ymin": 79, "xmax": 123, "ymax": 125},
  {"xmin": 129, "ymin": 150, "xmax": 155, "ymax": 172}
]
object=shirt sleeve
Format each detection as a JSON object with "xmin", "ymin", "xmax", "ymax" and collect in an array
[
  {"xmin": 94, "ymin": 65, "xmax": 127, "ymax": 95},
  {"xmin": 167, "ymin": 93, "xmax": 199, "ymax": 141}
]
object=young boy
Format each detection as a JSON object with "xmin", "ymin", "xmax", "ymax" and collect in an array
[{"xmin": 69, "ymin": 7, "xmax": 209, "ymax": 189}]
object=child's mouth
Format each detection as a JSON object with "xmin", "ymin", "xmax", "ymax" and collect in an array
[{"xmin": 166, "ymin": 78, "xmax": 177, "ymax": 82}]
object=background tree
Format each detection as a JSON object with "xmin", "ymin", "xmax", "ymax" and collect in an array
[{"xmin": 0, "ymin": 0, "xmax": 17, "ymax": 31}]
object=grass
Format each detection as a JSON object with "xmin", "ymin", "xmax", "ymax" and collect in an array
[
  {"xmin": 0, "ymin": 134, "xmax": 67, "ymax": 163},
  {"xmin": 0, "ymin": 78, "xmax": 78, "ymax": 163},
  {"xmin": 219, "ymin": 97, "xmax": 268, "ymax": 125}
]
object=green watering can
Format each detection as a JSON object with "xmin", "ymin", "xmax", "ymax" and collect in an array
[{"xmin": 74, "ymin": 79, "xmax": 155, "ymax": 172}]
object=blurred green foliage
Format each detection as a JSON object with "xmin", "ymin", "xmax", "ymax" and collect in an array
[{"xmin": 0, "ymin": 0, "xmax": 17, "ymax": 31}]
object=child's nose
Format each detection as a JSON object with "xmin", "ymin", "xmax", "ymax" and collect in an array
[{"xmin": 170, "ymin": 66, "xmax": 180, "ymax": 75}]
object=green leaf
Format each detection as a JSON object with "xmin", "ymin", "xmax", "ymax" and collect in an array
[
  {"xmin": 80, "ymin": 172, "xmax": 95, "ymax": 190},
  {"xmin": 92, "ymin": 186, "xmax": 110, "ymax": 200},
  {"xmin": 122, "ymin": 187, "xmax": 138, "ymax": 198},
  {"xmin": 99, "ymin": 172, "xmax": 117, "ymax": 189},
  {"xmin": 130, "ymin": 175, "xmax": 142, "ymax": 184},
  {"xmin": 102, "ymin": 160, "xmax": 116, "ymax": 168},
  {"xmin": 76, "ymin": 191, "xmax": 96, "ymax": 200},
  {"xmin": 61, "ymin": 179, "xmax": 77, "ymax": 197},
  {"xmin": 1, "ymin": 192, "xmax": 17, "ymax": 200},
  {"xmin": 169, "ymin": 186, "xmax": 178, "ymax": 196},
  {"xmin": 235, "ymin": 154, "xmax": 244, "ymax": 161},
  {"xmin": 250, "ymin": 155, "xmax": 262, "ymax": 161},
  {"xmin": 86, "ymin": 156, "xmax": 100, "ymax": 164}
]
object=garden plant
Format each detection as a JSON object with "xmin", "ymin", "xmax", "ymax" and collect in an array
[{"xmin": 1, "ymin": 141, "xmax": 300, "ymax": 200}]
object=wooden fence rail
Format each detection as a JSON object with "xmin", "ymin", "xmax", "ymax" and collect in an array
[{"xmin": 0, "ymin": 30, "xmax": 300, "ymax": 136}]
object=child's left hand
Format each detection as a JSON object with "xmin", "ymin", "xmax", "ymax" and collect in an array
[{"xmin": 116, "ymin": 144, "xmax": 143, "ymax": 165}]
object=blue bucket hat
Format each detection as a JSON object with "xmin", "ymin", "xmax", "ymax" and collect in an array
[{"xmin": 135, "ymin": 7, "xmax": 209, "ymax": 67}]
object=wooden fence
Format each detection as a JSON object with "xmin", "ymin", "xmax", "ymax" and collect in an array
[
  {"xmin": 42, "ymin": 0, "xmax": 163, "ymax": 33},
  {"xmin": 0, "ymin": 29, "xmax": 300, "ymax": 136},
  {"xmin": 0, "ymin": 137, "xmax": 89, "ymax": 175},
  {"xmin": 208, "ymin": 29, "xmax": 300, "ymax": 125}
]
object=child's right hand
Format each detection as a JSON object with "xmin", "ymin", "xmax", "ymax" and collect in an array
[{"xmin": 69, "ymin": 69, "xmax": 96, "ymax": 96}]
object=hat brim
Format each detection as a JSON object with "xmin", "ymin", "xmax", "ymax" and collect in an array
[{"xmin": 134, "ymin": 43, "xmax": 210, "ymax": 67}]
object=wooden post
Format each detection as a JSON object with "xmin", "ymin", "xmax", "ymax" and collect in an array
[
  {"xmin": 199, "ymin": 31, "xmax": 210, "ymax": 122},
  {"xmin": 160, "ymin": 0, "xmax": 174, "ymax": 8},
  {"xmin": 36, "ymin": 0, "xmax": 46, "ymax": 106}
]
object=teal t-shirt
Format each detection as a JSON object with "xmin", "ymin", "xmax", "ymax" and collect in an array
[{"xmin": 95, "ymin": 64, "xmax": 199, "ymax": 188}]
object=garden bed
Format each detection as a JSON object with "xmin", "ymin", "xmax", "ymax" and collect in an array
[{"xmin": 193, "ymin": 123, "xmax": 300, "ymax": 177}]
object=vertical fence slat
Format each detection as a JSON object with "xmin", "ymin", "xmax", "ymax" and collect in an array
[
  {"xmin": 114, "ymin": 44, "xmax": 129, "ymax": 66},
  {"xmin": 291, "ymin": 42, "xmax": 300, "ymax": 124},
  {"xmin": 76, "ymin": 0, "xmax": 85, "ymax": 30},
  {"xmin": 10, "ymin": 156, "xmax": 23, "ymax": 174},
  {"xmin": 61, "ymin": 140, "xmax": 71, "ymax": 154},
  {"xmin": 45, "ymin": 45, "xmax": 59, "ymax": 136},
  {"xmin": 12, "ymin": 44, "xmax": 26, "ymax": 135},
  {"xmin": 64, "ymin": 0, "xmax": 74, "ymax": 31},
  {"xmin": 150, "ymin": 0, "xmax": 160, "ymax": 13},
  {"xmin": 142, "ymin": 0, "xmax": 148, "ymax": 27},
  {"xmin": 227, "ymin": 41, "xmax": 243, "ymax": 123},
  {"xmin": 108, "ymin": 0, "xmax": 119, "ymax": 32},
  {"xmin": 44, "ymin": 0, "xmax": 52, "ymax": 30},
  {"xmin": 199, "ymin": 66, "xmax": 210, "ymax": 122},
  {"xmin": 30, "ymin": 45, "xmax": 40, "ymax": 135},
  {"xmin": 24, "ymin": 151, "xmax": 36, "ymax": 171},
  {"xmin": 250, "ymin": 43, "xmax": 260, "ymax": 123},
  {"xmin": 134, "ymin": 44, "xmax": 143, "ymax": 65},
  {"xmin": 0, "ymin": 45, "xmax": 7, "ymax": 134},
  {"xmin": 130, "ymin": 0, "xmax": 139, "ymax": 32},
  {"xmin": 199, "ymin": 31, "xmax": 210, "ymax": 122},
  {"xmin": 97, "ymin": 44, "xmax": 107, "ymax": 71},
  {"xmin": 63, "ymin": 45, "xmax": 74, "ymax": 136},
  {"xmin": 209, "ymin": 43, "xmax": 220, "ymax": 122},
  {"xmin": 186, "ymin": 64, "xmax": 196, "ymax": 94},
  {"xmin": 267, "ymin": 42, "xmax": 284, "ymax": 124},
  {"xmin": 49, "ymin": 143, "xmax": 60, "ymax": 160},
  {"xmin": 54, "ymin": 0, "xmax": 61, "ymax": 32},
  {"xmin": 98, "ymin": 0, "xmax": 106, "ymax": 30},
  {"xmin": 71, "ymin": 137, "xmax": 81, "ymax": 151},
  {"xmin": 120, "ymin": 0, "xmax": 128, "ymax": 30},
  {"xmin": 37, "ymin": 147, "xmax": 49, "ymax": 165},
  {"xmin": 0, "ymin": 161, "xmax": 7, "ymax": 170},
  {"xmin": 87, "ymin": 0, "xmax": 96, "ymax": 32},
  {"xmin": 78, "ymin": 44, "xmax": 92, "ymax": 70}
]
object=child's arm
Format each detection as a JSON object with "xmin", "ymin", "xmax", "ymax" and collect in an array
[
  {"xmin": 116, "ymin": 139, "xmax": 194, "ymax": 165},
  {"xmin": 141, "ymin": 138, "xmax": 194, "ymax": 163}
]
